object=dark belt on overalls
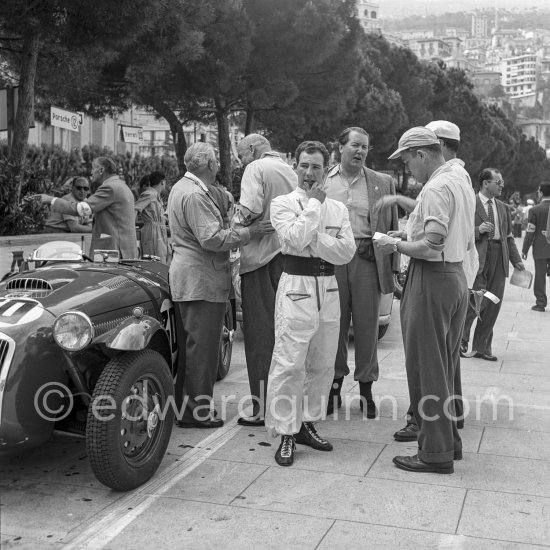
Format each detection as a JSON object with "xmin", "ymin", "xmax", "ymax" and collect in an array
[{"xmin": 282, "ymin": 255, "xmax": 335, "ymax": 276}]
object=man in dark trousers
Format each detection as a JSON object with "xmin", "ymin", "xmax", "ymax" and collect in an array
[
  {"xmin": 234, "ymin": 134, "xmax": 297, "ymax": 426},
  {"xmin": 167, "ymin": 142, "xmax": 271, "ymax": 428},
  {"xmin": 461, "ymin": 168, "xmax": 524, "ymax": 361},
  {"xmin": 376, "ymin": 127, "xmax": 473, "ymax": 474},
  {"xmin": 522, "ymin": 182, "xmax": 550, "ymax": 312},
  {"xmin": 324, "ymin": 127, "xmax": 399, "ymax": 418}
]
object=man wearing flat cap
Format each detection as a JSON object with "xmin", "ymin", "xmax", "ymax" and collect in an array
[
  {"xmin": 378, "ymin": 121, "xmax": 478, "ymax": 444},
  {"xmin": 375, "ymin": 127, "xmax": 474, "ymax": 474}
]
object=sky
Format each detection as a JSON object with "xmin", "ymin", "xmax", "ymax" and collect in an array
[{"xmin": 382, "ymin": 0, "xmax": 550, "ymax": 18}]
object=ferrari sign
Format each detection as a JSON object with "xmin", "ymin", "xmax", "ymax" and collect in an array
[
  {"xmin": 50, "ymin": 106, "xmax": 81, "ymax": 132},
  {"xmin": 120, "ymin": 125, "xmax": 143, "ymax": 144}
]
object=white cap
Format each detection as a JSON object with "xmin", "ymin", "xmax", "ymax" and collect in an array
[
  {"xmin": 425, "ymin": 120, "xmax": 460, "ymax": 141},
  {"xmin": 527, "ymin": 199, "xmax": 534, "ymax": 205}
]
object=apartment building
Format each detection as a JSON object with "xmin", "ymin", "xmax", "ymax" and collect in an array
[{"xmin": 501, "ymin": 53, "xmax": 539, "ymax": 99}]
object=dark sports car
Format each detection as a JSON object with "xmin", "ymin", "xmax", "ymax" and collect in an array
[{"xmin": 0, "ymin": 241, "xmax": 233, "ymax": 491}]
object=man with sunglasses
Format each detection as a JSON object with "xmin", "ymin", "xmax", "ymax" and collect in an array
[
  {"xmin": 43, "ymin": 176, "xmax": 92, "ymax": 233},
  {"xmin": 37, "ymin": 157, "xmax": 137, "ymax": 259},
  {"xmin": 461, "ymin": 168, "xmax": 524, "ymax": 361}
]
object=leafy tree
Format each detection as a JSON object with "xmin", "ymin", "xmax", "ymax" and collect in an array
[
  {"xmin": 510, "ymin": 134, "xmax": 550, "ymax": 197},
  {"xmin": 254, "ymin": 2, "xmax": 365, "ymax": 152}
]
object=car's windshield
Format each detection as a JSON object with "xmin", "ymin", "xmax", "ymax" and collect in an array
[{"xmin": 32, "ymin": 241, "xmax": 83, "ymax": 261}]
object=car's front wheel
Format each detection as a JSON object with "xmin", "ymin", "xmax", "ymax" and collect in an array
[
  {"xmin": 217, "ymin": 301, "xmax": 234, "ymax": 381},
  {"xmin": 86, "ymin": 349, "xmax": 174, "ymax": 491},
  {"xmin": 377, "ymin": 324, "xmax": 389, "ymax": 340}
]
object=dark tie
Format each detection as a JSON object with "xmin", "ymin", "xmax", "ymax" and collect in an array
[{"xmin": 487, "ymin": 199, "xmax": 495, "ymax": 240}]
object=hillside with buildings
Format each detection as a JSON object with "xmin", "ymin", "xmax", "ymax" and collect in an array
[{"xmin": 357, "ymin": 1, "xmax": 550, "ymax": 155}]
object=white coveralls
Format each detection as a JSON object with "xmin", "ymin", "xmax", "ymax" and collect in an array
[{"xmin": 265, "ymin": 188, "xmax": 356, "ymax": 436}]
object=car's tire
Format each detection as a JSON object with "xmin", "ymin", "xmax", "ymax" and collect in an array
[
  {"xmin": 393, "ymin": 270, "xmax": 406, "ymax": 300},
  {"xmin": 377, "ymin": 324, "xmax": 389, "ymax": 340},
  {"xmin": 86, "ymin": 349, "xmax": 174, "ymax": 491},
  {"xmin": 217, "ymin": 301, "xmax": 234, "ymax": 381}
]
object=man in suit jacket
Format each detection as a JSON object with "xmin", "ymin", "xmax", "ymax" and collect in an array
[
  {"xmin": 461, "ymin": 168, "xmax": 524, "ymax": 361},
  {"xmin": 167, "ymin": 143, "xmax": 270, "ymax": 429},
  {"xmin": 39, "ymin": 157, "xmax": 137, "ymax": 259},
  {"xmin": 324, "ymin": 127, "xmax": 399, "ymax": 417},
  {"xmin": 522, "ymin": 182, "xmax": 550, "ymax": 312}
]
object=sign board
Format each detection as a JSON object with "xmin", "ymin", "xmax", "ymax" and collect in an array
[
  {"xmin": 0, "ymin": 87, "xmax": 19, "ymax": 131},
  {"xmin": 120, "ymin": 125, "xmax": 143, "ymax": 144},
  {"xmin": 50, "ymin": 106, "xmax": 81, "ymax": 132}
]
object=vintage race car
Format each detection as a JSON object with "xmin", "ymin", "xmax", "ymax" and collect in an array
[{"xmin": 0, "ymin": 241, "xmax": 234, "ymax": 491}]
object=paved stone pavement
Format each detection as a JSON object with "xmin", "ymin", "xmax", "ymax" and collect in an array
[{"xmin": 1, "ymin": 243, "xmax": 549, "ymax": 549}]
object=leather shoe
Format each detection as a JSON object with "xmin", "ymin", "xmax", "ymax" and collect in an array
[
  {"xmin": 531, "ymin": 305, "xmax": 545, "ymax": 312},
  {"xmin": 393, "ymin": 454, "xmax": 454, "ymax": 474},
  {"xmin": 176, "ymin": 417, "xmax": 224, "ymax": 429},
  {"xmin": 359, "ymin": 381, "xmax": 377, "ymax": 419},
  {"xmin": 473, "ymin": 352, "xmax": 498, "ymax": 362},
  {"xmin": 237, "ymin": 416, "xmax": 265, "ymax": 427},
  {"xmin": 275, "ymin": 435, "xmax": 295, "ymax": 466},
  {"xmin": 393, "ymin": 422, "xmax": 418, "ymax": 441},
  {"xmin": 459, "ymin": 341, "xmax": 468, "ymax": 358},
  {"xmin": 294, "ymin": 422, "xmax": 333, "ymax": 451},
  {"xmin": 326, "ymin": 377, "xmax": 344, "ymax": 415}
]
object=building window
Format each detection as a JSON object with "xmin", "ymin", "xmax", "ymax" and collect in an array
[{"xmin": 371, "ymin": 11, "xmax": 377, "ymax": 19}]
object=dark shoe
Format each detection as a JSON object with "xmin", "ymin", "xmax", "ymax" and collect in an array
[
  {"xmin": 454, "ymin": 450, "xmax": 463, "ymax": 460},
  {"xmin": 393, "ymin": 454, "xmax": 454, "ymax": 474},
  {"xmin": 531, "ymin": 305, "xmax": 545, "ymax": 312},
  {"xmin": 237, "ymin": 416, "xmax": 265, "ymax": 427},
  {"xmin": 294, "ymin": 422, "xmax": 333, "ymax": 451},
  {"xmin": 359, "ymin": 381, "xmax": 377, "ymax": 419},
  {"xmin": 326, "ymin": 377, "xmax": 344, "ymax": 415},
  {"xmin": 393, "ymin": 422, "xmax": 419, "ymax": 442},
  {"xmin": 177, "ymin": 417, "xmax": 224, "ymax": 429},
  {"xmin": 460, "ymin": 341, "xmax": 468, "ymax": 358},
  {"xmin": 275, "ymin": 435, "xmax": 296, "ymax": 466},
  {"xmin": 473, "ymin": 352, "xmax": 498, "ymax": 362}
]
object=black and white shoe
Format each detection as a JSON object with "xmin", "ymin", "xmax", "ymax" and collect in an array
[
  {"xmin": 275, "ymin": 435, "xmax": 296, "ymax": 466},
  {"xmin": 295, "ymin": 422, "xmax": 333, "ymax": 451}
]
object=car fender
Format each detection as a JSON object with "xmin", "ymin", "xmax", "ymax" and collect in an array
[{"xmin": 95, "ymin": 315, "xmax": 168, "ymax": 351}]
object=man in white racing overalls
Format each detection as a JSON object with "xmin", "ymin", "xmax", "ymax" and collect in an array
[{"xmin": 265, "ymin": 141, "xmax": 356, "ymax": 466}]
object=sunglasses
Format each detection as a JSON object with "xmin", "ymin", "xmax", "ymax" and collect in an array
[{"xmin": 75, "ymin": 186, "xmax": 89, "ymax": 191}]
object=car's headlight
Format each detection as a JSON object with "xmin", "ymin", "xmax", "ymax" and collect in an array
[{"xmin": 53, "ymin": 311, "xmax": 94, "ymax": 351}]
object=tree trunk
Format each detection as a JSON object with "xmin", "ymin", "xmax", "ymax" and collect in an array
[
  {"xmin": 401, "ymin": 167, "xmax": 409, "ymax": 194},
  {"xmin": 10, "ymin": 26, "xmax": 40, "ymax": 201},
  {"xmin": 214, "ymin": 96, "xmax": 232, "ymax": 190},
  {"xmin": 245, "ymin": 102, "xmax": 254, "ymax": 135},
  {"xmin": 148, "ymin": 99, "xmax": 187, "ymax": 175}
]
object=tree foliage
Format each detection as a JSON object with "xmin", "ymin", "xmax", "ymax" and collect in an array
[{"xmin": 2, "ymin": 0, "xmax": 549, "ymax": 224}]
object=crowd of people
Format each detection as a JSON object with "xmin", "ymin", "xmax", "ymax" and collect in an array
[{"xmin": 34, "ymin": 122, "xmax": 550, "ymax": 472}]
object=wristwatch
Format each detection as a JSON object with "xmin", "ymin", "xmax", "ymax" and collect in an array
[{"xmin": 392, "ymin": 240, "xmax": 399, "ymax": 252}]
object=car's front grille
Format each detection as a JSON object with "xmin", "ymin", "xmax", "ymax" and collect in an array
[
  {"xmin": 6, "ymin": 278, "xmax": 53, "ymax": 291},
  {"xmin": 0, "ymin": 334, "xmax": 16, "ymax": 425},
  {"xmin": 0, "ymin": 338, "xmax": 9, "ymax": 369}
]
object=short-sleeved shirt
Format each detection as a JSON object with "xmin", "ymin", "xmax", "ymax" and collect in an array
[
  {"xmin": 236, "ymin": 152, "xmax": 297, "ymax": 274},
  {"xmin": 407, "ymin": 162, "xmax": 474, "ymax": 263}
]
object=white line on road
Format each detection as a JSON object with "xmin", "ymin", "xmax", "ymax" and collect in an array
[{"xmin": 62, "ymin": 418, "xmax": 245, "ymax": 550}]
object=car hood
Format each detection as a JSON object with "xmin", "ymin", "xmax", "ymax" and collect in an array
[{"xmin": 0, "ymin": 264, "xmax": 159, "ymax": 318}]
